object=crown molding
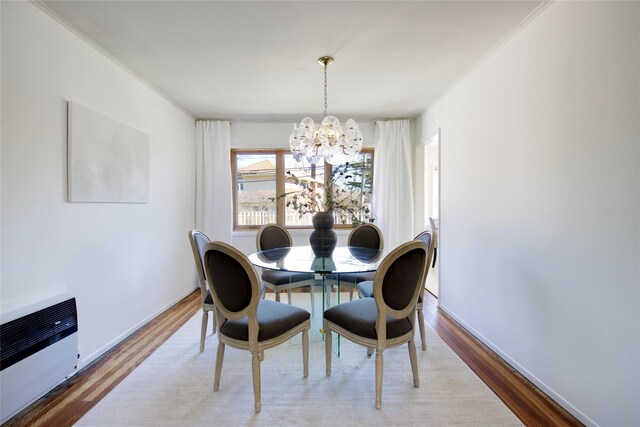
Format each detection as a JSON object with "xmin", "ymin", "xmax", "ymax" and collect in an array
[
  {"xmin": 29, "ymin": 0, "xmax": 196, "ymax": 121},
  {"xmin": 418, "ymin": 1, "xmax": 554, "ymax": 118}
]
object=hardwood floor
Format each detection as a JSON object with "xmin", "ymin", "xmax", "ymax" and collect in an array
[
  {"xmin": 4, "ymin": 289, "xmax": 582, "ymax": 427},
  {"xmin": 3, "ymin": 292, "xmax": 201, "ymax": 427},
  {"xmin": 421, "ymin": 291, "xmax": 581, "ymax": 427}
]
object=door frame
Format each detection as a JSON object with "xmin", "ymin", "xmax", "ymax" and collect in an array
[{"xmin": 421, "ymin": 129, "xmax": 441, "ymax": 304}]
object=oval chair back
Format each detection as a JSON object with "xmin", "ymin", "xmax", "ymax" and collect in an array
[
  {"xmin": 256, "ymin": 224, "xmax": 292, "ymax": 251},
  {"xmin": 373, "ymin": 241, "xmax": 428, "ymax": 331},
  {"xmin": 188, "ymin": 229, "xmax": 217, "ymax": 352},
  {"xmin": 339, "ymin": 223, "xmax": 384, "ymax": 301},
  {"xmin": 413, "ymin": 230, "xmax": 432, "ymax": 254},
  {"xmin": 203, "ymin": 241, "xmax": 261, "ymax": 323},
  {"xmin": 348, "ymin": 223, "xmax": 384, "ymax": 250},
  {"xmin": 255, "ymin": 224, "xmax": 314, "ymax": 304},
  {"xmin": 189, "ymin": 229, "xmax": 210, "ymax": 299},
  {"xmin": 428, "ymin": 217, "xmax": 438, "ymax": 267}
]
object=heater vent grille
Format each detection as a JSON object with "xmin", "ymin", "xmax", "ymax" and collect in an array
[{"xmin": 0, "ymin": 298, "xmax": 77, "ymax": 371}]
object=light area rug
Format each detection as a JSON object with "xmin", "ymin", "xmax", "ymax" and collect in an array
[{"xmin": 75, "ymin": 294, "xmax": 522, "ymax": 426}]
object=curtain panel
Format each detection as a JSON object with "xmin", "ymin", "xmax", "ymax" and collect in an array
[
  {"xmin": 373, "ymin": 120, "xmax": 414, "ymax": 250},
  {"xmin": 195, "ymin": 120, "xmax": 232, "ymax": 243}
]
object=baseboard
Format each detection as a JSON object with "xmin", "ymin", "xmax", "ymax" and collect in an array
[
  {"xmin": 438, "ymin": 304, "xmax": 598, "ymax": 427},
  {"xmin": 76, "ymin": 286, "xmax": 199, "ymax": 371}
]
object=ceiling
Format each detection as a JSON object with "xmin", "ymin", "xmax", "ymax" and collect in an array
[{"xmin": 40, "ymin": 1, "xmax": 543, "ymax": 121}]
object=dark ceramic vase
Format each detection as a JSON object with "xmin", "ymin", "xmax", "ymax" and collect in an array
[{"xmin": 309, "ymin": 211, "xmax": 337, "ymax": 257}]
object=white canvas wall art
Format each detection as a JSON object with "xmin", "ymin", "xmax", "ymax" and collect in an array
[{"xmin": 68, "ymin": 102, "xmax": 149, "ymax": 203}]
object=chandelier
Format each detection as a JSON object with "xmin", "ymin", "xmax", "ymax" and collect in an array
[{"xmin": 289, "ymin": 56, "xmax": 363, "ymax": 165}]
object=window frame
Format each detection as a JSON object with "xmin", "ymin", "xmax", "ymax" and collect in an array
[{"xmin": 231, "ymin": 148, "xmax": 374, "ymax": 231}]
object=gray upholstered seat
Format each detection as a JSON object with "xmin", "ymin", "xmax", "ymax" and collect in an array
[
  {"xmin": 323, "ymin": 240, "xmax": 431, "ymax": 410},
  {"xmin": 203, "ymin": 241, "xmax": 311, "ymax": 414},
  {"xmin": 334, "ymin": 271, "xmax": 375, "ymax": 284},
  {"xmin": 262, "ymin": 270, "xmax": 314, "ymax": 286},
  {"xmin": 356, "ymin": 281, "xmax": 373, "ymax": 298},
  {"xmin": 323, "ymin": 298, "xmax": 412, "ymax": 340},
  {"xmin": 220, "ymin": 300, "xmax": 310, "ymax": 342},
  {"xmin": 256, "ymin": 224, "xmax": 315, "ymax": 304}
]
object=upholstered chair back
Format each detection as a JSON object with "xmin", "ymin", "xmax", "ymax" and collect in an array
[
  {"xmin": 256, "ymin": 224, "xmax": 292, "ymax": 251},
  {"xmin": 348, "ymin": 223, "xmax": 384, "ymax": 250},
  {"xmin": 380, "ymin": 246, "xmax": 427, "ymax": 312},
  {"xmin": 204, "ymin": 242, "xmax": 260, "ymax": 317},
  {"xmin": 188, "ymin": 229, "xmax": 214, "ymax": 307},
  {"xmin": 190, "ymin": 230, "xmax": 210, "ymax": 284},
  {"xmin": 413, "ymin": 230, "xmax": 432, "ymax": 250}
]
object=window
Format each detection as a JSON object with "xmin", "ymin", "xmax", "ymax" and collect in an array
[
  {"xmin": 232, "ymin": 149, "xmax": 373, "ymax": 230},
  {"xmin": 233, "ymin": 152, "xmax": 277, "ymax": 228}
]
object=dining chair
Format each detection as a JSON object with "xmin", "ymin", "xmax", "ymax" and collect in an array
[
  {"xmin": 203, "ymin": 241, "xmax": 311, "ymax": 414},
  {"xmin": 328, "ymin": 223, "xmax": 384, "ymax": 300},
  {"xmin": 256, "ymin": 224, "xmax": 316, "ymax": 304},
  {"xmin": 357, "ymin": 229, "xmax": 435, "ymax": 351},
  {"xmin": 429, "ymin": 217, "xmax": 438, "ymax": 268},
  {"xmin": 187, "ymin": 229, "xmax": 217, "ymax": 352},
  {"xmin": 323, "ymin": 240, "xmax": 428, "ymax": 409}
]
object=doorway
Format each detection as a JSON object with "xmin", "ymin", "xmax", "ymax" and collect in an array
[{"xmin": 423, "ymin": 132, "xmax": 439, "ymax": 297}]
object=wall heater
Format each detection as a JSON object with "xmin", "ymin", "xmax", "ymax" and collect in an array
[{"xmin": 0, "ymin": 296, "xmax": 78, "ymax": 423}]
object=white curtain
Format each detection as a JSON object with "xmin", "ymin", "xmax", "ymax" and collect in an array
[
  {"xmin": 373, "ymin": 120, "xmax": 414, "ymax": 250},
  {"xmin": 195, "ymin": 120, "xmax": 232, "ymax": 243}
]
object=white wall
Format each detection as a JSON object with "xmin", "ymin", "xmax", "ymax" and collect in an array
[
  {"xmin": 1, "ymin": 2, "xmax": 197, "ymax": 368},
  {"xmin": 230, "ymin": 121, "xmax": 375, "ymax": 254},
  {"xmin": 419, "ymin": 2, "xmax": 639, "ymax": 426},
  {"xmin": 230, "ymin": 121, "xmax": 375, "ymax": 150}
]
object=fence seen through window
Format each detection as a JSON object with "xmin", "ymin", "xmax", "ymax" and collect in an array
[{"xmin": 232, "ymin": 149, "xmax": 373, "ymax": 229}]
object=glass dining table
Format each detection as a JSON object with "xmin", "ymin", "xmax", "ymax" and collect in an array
[{"xmin": 248, "ymin": 245, "xmax": 383, "ymax": 354}]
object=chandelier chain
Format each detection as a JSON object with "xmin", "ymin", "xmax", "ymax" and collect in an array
[{"xmin": 323, "ymin": 61, "xmax": 328, "ymax": 117}]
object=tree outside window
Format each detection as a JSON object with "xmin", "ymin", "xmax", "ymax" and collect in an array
[{"xmin": 232, "ymin": 149, "xmax": 373, "ymax": 230}]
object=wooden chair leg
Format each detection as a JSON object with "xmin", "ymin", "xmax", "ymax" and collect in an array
[
  {"xmin": 251, "ymin": 351, "xmax": 261, "ymax": 413},
  {"xmin": 302, "ymin": 328, "xmax": 309, "ymax": 378},
  {"xmin": 200, "ymin": 310, "xmax": 208, "ymax": 352},
  {"xmin": 349, "ymin": 286, "xmax": 354, "ymax": 301},
  {"xmin": 214, "ymin": 342, "xmax": 225, "ymax": 391},
  {"xmin": 408, "ymin": 339, "xmax": 419, "ymax": 387},
  {"xmin": 417, "ymin": 307, "xmax": 427, "ymax": 351},
  {"xmin": 324, "ymin": 322, "xmax": 332, "ymax": 377},
  {"xmin": 367, "ymin": 347, "xmax": 374, "ymax": 358},
  {"xmin": 275, "ymin": 290, "xmax": 281, "ymax": 302},
  {"xmin": 211, "ymin": 309, "xmax": 217, "ymax": 334},
  {"xmin": 375, "ymin": 350, "xmax": 384, "ymax": 410},
  {"xmin": 287, "ymin": 287, "xmax": 293, "ymax": 305}
]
